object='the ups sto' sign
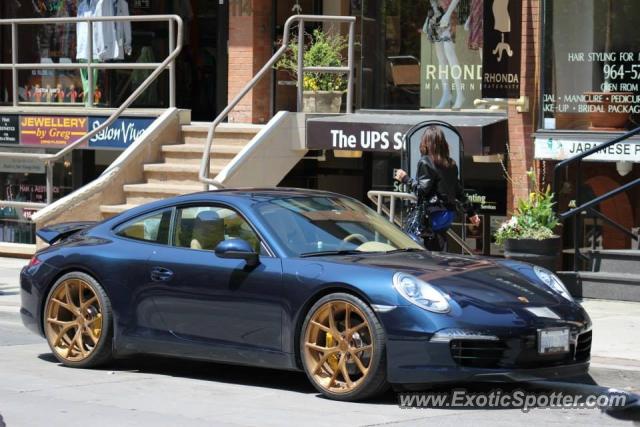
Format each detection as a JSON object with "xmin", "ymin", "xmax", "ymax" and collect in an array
[{"xmin": 482, "ymin": 0, "xmax": 522, "ymax": 98}]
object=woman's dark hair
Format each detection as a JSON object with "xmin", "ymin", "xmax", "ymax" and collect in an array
[{"xmin": 419, "ymin": 125, "xmax": 453, "ymax": 168}]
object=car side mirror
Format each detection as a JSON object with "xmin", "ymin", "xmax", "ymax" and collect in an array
[{"xmin": 214, "ymin": 239, "xmax": 259, "ymax": 267}]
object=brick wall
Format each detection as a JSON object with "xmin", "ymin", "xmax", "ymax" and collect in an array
[
  {"xmin": 506, "ymin": 0, "xmax": 540, "ymax": 212},
  {"xmin": 228, "ymin": 0, "xmax": 272, "ymax": 124}
]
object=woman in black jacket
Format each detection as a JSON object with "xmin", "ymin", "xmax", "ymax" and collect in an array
[{"xmin": 394, "ymin": 125, "xmax": 480, "ymax": 251}]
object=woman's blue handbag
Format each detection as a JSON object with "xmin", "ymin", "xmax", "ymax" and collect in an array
[{"xmin": 429, "ymin": 209, "xmax": 456, "ymax": 232}]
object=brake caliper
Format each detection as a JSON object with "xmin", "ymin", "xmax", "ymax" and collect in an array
[{"xmin": 326, "ymin": 332, "xmax": 339, "ymax": 371}]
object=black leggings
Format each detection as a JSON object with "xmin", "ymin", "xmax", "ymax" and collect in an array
[{"xmin": 424, "ymin": 229, "xmax": 448, "ymax": 252}]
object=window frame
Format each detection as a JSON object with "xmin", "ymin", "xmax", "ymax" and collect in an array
[
  {"xmin": 113, "ymin": 207, "xmax": 176, "ymax": 246},
  {"xmin": 169, "ymin": 202, "xmax": 276, "ymax": 258}
]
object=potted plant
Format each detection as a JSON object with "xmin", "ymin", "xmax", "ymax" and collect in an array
[
  {"xmin": 494, "ymin": 169, "xmax": 561, "ymax": 270},
  {"xmin": 276, "ymin": 28, "xmax": 348, "ymax": 113}
]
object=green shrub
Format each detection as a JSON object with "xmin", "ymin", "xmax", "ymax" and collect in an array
[
  {"xmin": 494, "ymin": 169, "xmax": 559, "ymax": 245},
  {"xmin": 276, "ymin": 29, "xmax": 348, "ymax": 92}
]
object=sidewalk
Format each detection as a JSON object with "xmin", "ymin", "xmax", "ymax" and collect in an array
[
  {"xmin": 581, "ymin": 299, "xmax": 640, "ymax": 369},
  {"xmin": 0, "ymin": 257, "xmax": 637, "ymax": 366}
]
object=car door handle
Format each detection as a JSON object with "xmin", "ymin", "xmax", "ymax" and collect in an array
[{"xmin": 150, "ymin": 266, "xmax": 174, "ymax": 282}]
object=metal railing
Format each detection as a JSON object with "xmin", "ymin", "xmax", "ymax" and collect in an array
[
  {"xmin": 0, "ymin": 15, "xmax": 183, "ymax": 208},
  {"xmin": 367, "ymin": 190, "xmax": 476, "ymax": 256},
  {"xmin": 199, "ymin": 14, "xmax": 356, "ymax": 188},
  {"xmin": 552, "ymin": 127, "xmax": 640, "ymax": 271}
]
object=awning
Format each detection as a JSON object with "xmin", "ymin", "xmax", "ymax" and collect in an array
[{"xmin": 306, "ymin": 111, "xmax": 507, "ymax": 156}]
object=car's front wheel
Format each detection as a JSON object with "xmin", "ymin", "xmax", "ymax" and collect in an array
[
  {"xmin": 43, "ymin": 272, "xmax": 113, "ymax": 368},
  {"xmin": 300, "ymin": 293, "xmax": 388, "ymax": 401}
]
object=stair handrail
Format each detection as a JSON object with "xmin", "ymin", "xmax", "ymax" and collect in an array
[
  {"xmin": 0, "ymin": 14, "xmax": 183, "ymax": 206},
  {"xmin": 367, "ymin": 190, "xmax": 476, "ymax": 256},
  {"xmin": 199, "ymin": 14, "xmax": 356, "ymax": 189},
  {"xmin": 552, "ymin": 126, "xmax": 640, "ymax": 270}
]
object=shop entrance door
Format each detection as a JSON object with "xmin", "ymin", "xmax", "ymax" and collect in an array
[{"xmin": 174, "ymin": 0, "xmax": 228, "ymax": 121}]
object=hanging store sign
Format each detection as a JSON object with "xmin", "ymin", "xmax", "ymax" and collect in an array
[
  {"xmin": 19, "ymin": 115, "xmax": 88, "ymax": 147},
  {"xmin": 482, "ymin": 0, "xmax": 522, "ymax": 98},
  {"xmin": 307, "ymin": 121, "xmax": 410, "ymax": 152},
  {"xmin": 87, "ymin": 116, "xmax": 154, "ymax": 149},
  {"xmin": 0, "ymin": 115, "xmax": 19, "ymax": 144},
  {"xmin": 534, "ymin": 137, "xmax": 640, "ymax": 162}
]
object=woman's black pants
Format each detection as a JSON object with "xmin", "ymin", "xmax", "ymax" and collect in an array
[{"xmin": 424, "ymin": 229, "xmax": 448, "ymax": 252}]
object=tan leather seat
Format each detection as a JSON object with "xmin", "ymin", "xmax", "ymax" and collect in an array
[{"xmin": 190, "ymin": 210, "xmax": 225, "ymax": 250}]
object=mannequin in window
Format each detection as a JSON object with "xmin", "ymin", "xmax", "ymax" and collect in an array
[
  {"xmin": 77, "ymin": 0, "xmax": 131, "ymax": 105},
  {"xmin": 423, "ymin": 0, "xmax": 465, "ymax": 109}
]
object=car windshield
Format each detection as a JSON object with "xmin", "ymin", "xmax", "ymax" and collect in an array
[{"xmin": 254, "ymin": 195, "xmax": 423, "ymax": 257}]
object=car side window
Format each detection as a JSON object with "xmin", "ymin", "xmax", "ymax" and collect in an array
[
  {"xmin": 173, "ymin": 205, "xmax": 265, "ymax": 254},
  {"xmin": 116, "ymin": 209, "xmax": 172, "ymax": 244}
]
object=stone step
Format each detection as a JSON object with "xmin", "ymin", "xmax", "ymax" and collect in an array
[
  {"xmin": 161, "ymin": 144, "xmax": 242, "ymax": 165},
  {"xmin": 181, "ymin": 123, "xmax": 261, "ymax": 146},
  {"xmin": 182, "ymin": 122, "xmax": 263, "ymax": 134},
  {"xmin": 589, "ymin": 249, "xmax": 640, "ymax": 275},
  {"xmin": 123, "ymin": 183, "xmax": 203, "ymax": 205},
  {"xmin": 182, "ymin": 135, "xmax": 255, "ymax": 146},
  {"xmin": 100, "ymin": 203, "xmax": 139, "ymax": 218},
  {"xmin": 558, "ymin": 271, "xmax": 640, "ymax": 302},
  {"xmin": 143, "ymin": 163, "xmax": 222, "ymax": 185}
]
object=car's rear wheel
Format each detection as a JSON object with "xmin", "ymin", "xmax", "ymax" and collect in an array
[
  {"xmin": 301, "ymin": 293, "xmax": 388, "ymax": 401},
  {"xmin": 43, "ymin": 272, "xmax": 113, "ymax": 368}
]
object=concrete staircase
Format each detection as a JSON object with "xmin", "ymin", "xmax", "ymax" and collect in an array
[
  {"xmin": 559, "ymin": 249, "xmax": 640, "ymax": 302},
  {"xmin": 99, "ymin": 122, "xmax": 262, "ymax": 218}
]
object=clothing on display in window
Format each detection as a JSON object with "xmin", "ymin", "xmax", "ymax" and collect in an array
[
  {"xmin": 424, "ymin": 0, "xmax": 458, "ymax": 44},
  {"xmin": 467, "ymin": 0, "xmax": 483, "ymax": 50},
  {"xmin": 76, "ymin": 0, "xmax": 131, "ymax": 61}
]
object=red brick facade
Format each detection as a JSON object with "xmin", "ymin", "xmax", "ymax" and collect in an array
[
  {"xmin": 228, "ymin": 0, "xmax": 272, "ymax": 124},
  {"xmin": 506, "ymin": 0, "xmax": 540, "ymax": 212}
]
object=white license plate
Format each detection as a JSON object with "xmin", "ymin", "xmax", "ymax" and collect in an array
[{"xmin": 538, "ymin": 327, "xmax": 570, "ymax": 354}]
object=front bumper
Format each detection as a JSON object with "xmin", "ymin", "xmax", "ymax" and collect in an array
[
  {"xmin": 386, "ymin": 336, "xmax": 590, "ymax": 384},
  {"xmin": 379, "ymin": 304, "xmax": 592, "ymax": 385}
]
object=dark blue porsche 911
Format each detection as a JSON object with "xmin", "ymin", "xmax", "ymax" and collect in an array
[{"xmin": 20, "ymin": 188, "xmax": 592, "ymax": 401}]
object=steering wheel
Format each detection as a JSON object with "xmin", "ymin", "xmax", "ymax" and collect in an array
[{"xmin": 341, "ymin": 233, "xmax": 368, "ymax": 246}]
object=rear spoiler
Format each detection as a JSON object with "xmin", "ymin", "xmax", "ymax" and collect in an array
[{"xmin": 36, "ymin": 221, "xmax": 97, "ymax": 245}]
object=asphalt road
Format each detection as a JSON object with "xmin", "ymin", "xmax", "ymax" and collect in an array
[{"xmin": 0, "ymin": 258, "xmax": 638, "ymax": 427}]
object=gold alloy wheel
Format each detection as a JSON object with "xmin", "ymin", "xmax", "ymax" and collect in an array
[
  {"xmin": 45, "ymin": 278, "xmax": 103, "ymax": 362},
  {"xmin": 303, "ymin": 300, "xmax": 374, "ymax": 394}
]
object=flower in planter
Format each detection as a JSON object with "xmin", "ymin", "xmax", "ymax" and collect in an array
[
  {"xmin": 494, "ymin": 169, "xmax": 560, "ymax": 245},
  {"xmin": 276, "ymin": 28, "xmax": 348, "ymax": 92}
]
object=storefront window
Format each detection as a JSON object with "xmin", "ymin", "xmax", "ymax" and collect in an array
[
  {"xmin": 542, "ymin": 0, "xmax": 640, "ymax": 131},
  {"xmin": 0, "ymin": 0, "xmax": 170, "ymax": 108},
  {"xmin": 359, "ymin": 0, "xmax": 483, "ymax": 110},
  {"xmin": 0, "ymin": 150, "xmax": 73, "ymax": 244}
]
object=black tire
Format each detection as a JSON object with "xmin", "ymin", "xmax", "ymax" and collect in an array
[
  {"xmin": 300, "ymin": 292, "xmax": 389, "ymax": 401},
  {"xmin": 43, "ymin": 272, "xmax": 114, "ymax": 368}
]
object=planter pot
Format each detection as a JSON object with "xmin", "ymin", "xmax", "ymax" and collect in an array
[
  {"xmin": 584, "ymin": 91, "xmax": 632, "ymax": 130},
  {"xmin": 303, "ymin": 91, "xmax": 343, "ymax": 113},
  {"xmin": 503, "ymin": 236, "xmax": 561, "ymax": 270}
]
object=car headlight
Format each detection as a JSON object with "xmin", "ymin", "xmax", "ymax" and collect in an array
[
  {"xmin": 533, "ymin": 266, "xmax": 573, "ymax": 302},
  {"xmin": 393, "ymin": 272, "xmax": 450, "ymax": 313}
]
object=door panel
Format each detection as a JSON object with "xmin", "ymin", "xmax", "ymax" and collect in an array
[{"xmin": 149, "ymin": 246, "xmax": 284, "ymax": 351}]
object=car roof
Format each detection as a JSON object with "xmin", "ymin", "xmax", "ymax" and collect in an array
[
  {"xmin": 107, "ymin": 187, "xmax": 352, "ymax": 223},
  {"xmin": 174, "ymin": 187, "xmax": 346, "ymax": 202},
  {"xmin": 185, "ymin": 187, "xmax": 339, "ymax": 199}
]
